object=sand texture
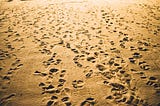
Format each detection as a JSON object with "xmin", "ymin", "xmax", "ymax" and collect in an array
[{"xmin": 0, "ymin": 0, "xmax": 160, "ymax": 106}]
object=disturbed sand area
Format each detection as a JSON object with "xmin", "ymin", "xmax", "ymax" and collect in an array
[{"xmin": 0, "ymin": 0, "xmax": 160, "ymax": 106}]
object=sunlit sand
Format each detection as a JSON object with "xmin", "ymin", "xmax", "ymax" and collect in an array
[{"xmin": 0, "ymin": 0, "xmax": 160, "ymax": 106}]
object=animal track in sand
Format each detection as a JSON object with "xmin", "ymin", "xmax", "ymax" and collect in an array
[
  {"xmin": 59, "ymin": 70, "xmax": 66, "ymax": 78},
  {"xmin": 0, "ymin": 49, "xmax": 11, "ymax": 60},
  {"xmin": 43, "ymin": 53, "xmax": 63, "ymax": 67},
  {"xmin": 72, "ymin": 80, "xmax": 84, "ymax": 88},
  {"xmin": 146, "ymin": 76, "xmax": 160, "ymax": 89},
  {"xmin": 80, "ymin": 97, "xmax": 96, "ymax": 106},
  {"xmin": 34, "ymin": 71, "xmax": 47, "ymax": 76},
  {"xmin": 96, "ymin": 64, "xmax": 106, "ymax": 71},
  {"xmin": 1, "ymin": 1, "xmax": 160, "ymax": 106},
  {"xmin": 85, "ymin": 70, "xmax": 93, "ymax": 78},
  {"xmin": 0, "ymin": 93, "xmax": 16, "ymax": 105},
  {"xmin": 129, "ymin": 57, "xmax": 136, "ymax": 63},
  {"xmin": 10, "ymin": 59, "xmax": 23, "ymax": 70},
  {"xmin": 61, "ymin": 96, "xmax": 72, "ymax": 106},
  {"xmin": 139, "ymin": 61, "xmax": 150, "ymax": 70},
  {"xmin": 133, "ymin": 52, "xmax": 142, "ymax": 58}
]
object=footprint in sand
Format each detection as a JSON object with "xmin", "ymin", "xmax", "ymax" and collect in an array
[
  {"xmin": 34, "ymin": 71, "xmax": 47, "ymax": 76},
  {"xmin": 146, "ymin": 76, "xmax": 160, "ymax": 89},
  {"xmin": 139, "ymin": 61, "xmax": 150, "ymax": 70},
  {"xmin": 59, "ymin": 70, "xmax": 66, "ymax": 78},
  {"xmin": 133, "ymin": 52, "xmax": 142, "ymax": 58},
  {"xmin": 43, "ymin": 53, "xmax": 57, "ymax": 67},
  {"xmin": 0, "ymin": 93, "xmax": 16, "ymax": 105},
  {"xmin": 87, "ymin": 56, "xmax": 96, "ymax": 63},
  {"xmin": 72, "ymin": 80, "xmax": 84, "ymax": 88},
  {"xmin": 42, "ymin": 84, "xmax": 56, "ymax": 94},
  {"xmin": 125, "ymin": 95, "xmax": 143, "ymax": 106},
  {"xmin": 80, "ymin": 97, "xmax": 96, "ymax": 106},
  {"xmin": 49, "ymin": 68, "xmax": 59, "ymax": 73},
  {"xmin": 57, "ymin": 78, "xmax": 66, "ymax": 87},
  {"xmin": 10, "ymin": 59, "xmax": 23, "ymax": 70},
  {"xmin": 46, "ymin": 100, "xmax": 54, "ymax": 106},
  {"xmin": 129, "ymin": 57, "xmax": 136, "ymax": 63},
  {"xmin": 85, "ymin": 70, "xmax": 93, "ymax": 78},
  {"xmin": 138, "ymin": 47, "xmax": 148, "ymax": 51},
  {"xmin": 0, "ymin": 49, "xmax": 11, "ymax": 60},
  {"xmin": 96, "ymin": 64, "xmax": 106, "ymax": 71},
  {"xmin": 46, "ymin": 95, "xmax": 58, "ymax": 106},
  {"xmin": 61, "ymin": 96, "xmax": 72, "ymax": 106}
]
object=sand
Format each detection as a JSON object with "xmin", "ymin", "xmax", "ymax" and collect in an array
[{"xmin": 0, "ymin": 0, "xmax": 160, "ymax": 106}]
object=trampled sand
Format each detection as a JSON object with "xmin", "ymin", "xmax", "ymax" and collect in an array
[{"xmin": 0, "ymin": 0, "xmax": 160, "ymax": 106}]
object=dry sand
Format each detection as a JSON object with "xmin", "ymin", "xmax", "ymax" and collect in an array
[{"xmin": 0, "ymin": 0, "xmax": 160, "ymax": 106}]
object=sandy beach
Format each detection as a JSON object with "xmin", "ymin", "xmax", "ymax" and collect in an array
[{"xmin": 0, "ymin": 0, "xmax": 160, "ymax": 106}]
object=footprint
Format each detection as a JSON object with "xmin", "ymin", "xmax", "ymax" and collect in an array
[
  {"xmin": 34, "ymin": 71, "xmax": 47, "ymax": 76},
  {"xmin": 139, "ymin": 61, "xmax": 150, "ymax": 70},
  {"xmin": 61, "ymin": 96, "xmax": 72, "ymax": 106},
  {"xmin": 106, "ymin": 95, "xmax": 113, "ymax": 100},
  {"xmin": 138, "ymin": 47, "xmax": 148, "ymax": 51},
  {"xmin": 120, "ymin": 43, "xmax": 125, "ymax": 48},
  {"xmin": 58, "ymin": 78, "xmax": 66, "ymax": 85},
  {"xmin": 122, "ymin": 37, "xmax": 129, "ymax": 42},
  {"xmin": 110, "ymin": 41, "xmax": 114, "ymax": 45},
  {"xmin": 51, "ymin": 95, "xmax": 58, "ymax": 100},
  {"xmin": 71, "ymin": 48, "xmax": 79, "ymax": 54},
  {"xmin": 96, "ymin": 64, "xmax": 106, "ymax": 71},
  {"xmin": 47, "ymin": 100, "xmax": 54, "ymax": 106},
  {"xmin": 6, "ymin": 0, "xmax": 13, "ymax": 2},
  {"xmin": 61, "ymin": 96, "xmax": 69, "ymax": 102},
  {"xmin": 101, "ymin": 71, "xmax": 113, "ymax": 79},
  {"xmin": 72, "ymin": 80, "xmax": 84, "ymax": 88},
  {"xmin": 42, "ymin": 84, "xmax": 56, "ymax": 94},
  {"xmin": 110, "ymin": 48, "xmax": 120, "ymax": 53},
  {"xmin": 0, "ymin": 93, "xmax": 16, "ymax": 105},
  {"xmin": 129, "ymin": 58, "xmax": 136, "ymax": 63},
  {"xmin": 149, "ymin": 76, "xmax": 157, "ymax": 80},
  {"xmin": 80, "ymin": 97, "xmax": 96, "ymax": 106},
  {"xmin": 146, "ymin": 77, "xmax": 159, "ymax": 88},
  {"xmin": 125, "ymin": 95, "xmax": 134, "ymax": 104},
  {"xmin": 60, "ymin": 70, "xmax": 66, "ymax": 77},
  {"xmin": 43, "ymin": 56, "xmax": 56, "ymax": 67},
  {"xmin": 98, "ymin": 40, "xmax": 103, "ymax": 45},
  {"xmin": 49, "ymin": 68, "xmax": 59, "ymax": 73},
  {"xmin": 133, "ymin": 52, "xmax": 142, "ymax": 58},
  {"xmin": 85, "ymin": 70, "xmax": 93, "ymax": 78},
  {"xmin": 110, "ymin": 83, "xmax": 125, "ymax": 90},
  {"xmin": 40, "ymin": 49, "xmax": 51, "ymax": 55},
  {"xmin": 87, "ymin": 57, "xmax": 95, "ymax": 62},
  {"xmin": 76, "ymin": 62, "xmax": 83, "ymax": 67},
  {"xmin": 65, "ymin": 102, "xmax": 72, "ymax": 106},
  {"xmin": 66, "ymin": 43, "xmax": 71, "ymax": 48},
  {"xmin": 125, "ymin": 95, "xmax": 144, "ymax": 106},
  {"xmin": 55, "ymin": 59, "xmax": 62, "ymax": 65},
  {"xmin": 3, "ymin": 76, "xmax": 10, "ymax": 80},
  {"xmin": 108, "ymin": 58, "xmax": 114, "ymax": 65},
  {"xmin": 39, "ymin": 82, "xmax": 45, "ymax": 87},
  {"xmin": 114, "ymin": 63, "xmax": 120, "ymax": 67}
]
